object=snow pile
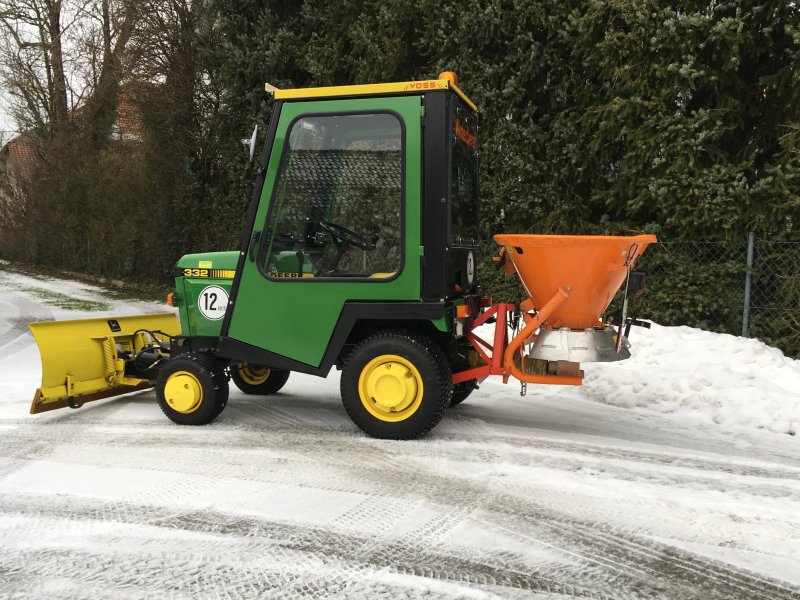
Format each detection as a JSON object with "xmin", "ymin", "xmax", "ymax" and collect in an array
[{"xmin": 581, "ymin": 323, "xmax": 800, "ymax": 436}]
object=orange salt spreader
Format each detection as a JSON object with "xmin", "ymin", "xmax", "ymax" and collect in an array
[{"xmin": 453, "ymin": 234, "xmax": 657, "ymax": 392}]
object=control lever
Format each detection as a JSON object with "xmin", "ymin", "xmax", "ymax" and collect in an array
[{"xmin": 624, "ymin": 318, "xmax": 651, "ymax": 339}]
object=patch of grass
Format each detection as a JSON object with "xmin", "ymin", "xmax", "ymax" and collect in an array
[
  {"xmin": 96, "ymin": 285, "xmax": 171, "ymax": 304},
  {"xmin": 0, "ymin": 260, "xmax": 171, "ymax": 304},
  {"xmin": 0, "ymin": 261, "xmax": 53, "ymax": 281},
  {"xmin": 24, "ymin": 287, "xmax": 111, "ymax": 312}
]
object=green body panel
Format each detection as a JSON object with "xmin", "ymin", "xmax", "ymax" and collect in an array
[
  {"xmin": 431, "ymin": 305, "xmax": 454, "ymax": 333},
  {"xmin": 176, "ymin": 251, "xmax": 239, "ymax": 271},
  {"xmin": 174, "ymin": 251, "xmax": 239, "ymax": 338},
  {"xmin": 227, "ymin": 96, "xmax": 424, "ymax": 367}
]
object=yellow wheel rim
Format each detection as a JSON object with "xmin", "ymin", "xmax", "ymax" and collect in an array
[
  {"xmin": 357, "ymin": 354, "xmax": 424, "ymax": 422},
  {"xmin": 237, "ymin": 363, "xmax": 271, "ymax": 385},
  {"xmin": 163, "ymin": 370, "xmax": 203, "ymax": 414}
]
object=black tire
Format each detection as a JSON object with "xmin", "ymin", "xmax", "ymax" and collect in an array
[
  {"xmin": 230, "ymin": 363, "xmax": 290, "ymax": 395},
  {"xmin": 450, "ymin": 380, "xmax": 478, "ymax": 407},
  {"xmin": 156, "ymin": 353, "xmax": 229, "ymax": 425},
  {"xmin": 211, "ymin": 368, "xmax": 230, "ymax": 419},
  {"xmin": 341, "ymin": 330, "xmax": 452, "ymax": 440}
]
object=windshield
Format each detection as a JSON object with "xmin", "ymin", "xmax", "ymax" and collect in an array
[
  {"xmin": 450, "ymin": 101, "xmax": 479, "ymax": 246},
  {"xmin": 261, "ymin": 112, "xmax": 404, "ymax": 279}
]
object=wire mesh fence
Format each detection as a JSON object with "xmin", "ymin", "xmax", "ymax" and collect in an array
[
  {"xmin": 476, "ymin": 236, "xmax": 800, "ymax": 359},
  {"xmin": 744, "ymin": 239, "xmax": 800, "ymax": 357}
]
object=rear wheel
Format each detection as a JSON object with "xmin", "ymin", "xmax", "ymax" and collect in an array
[
  {"xmin": 450, "ymin": 380, "xmax": 478, "ymax": 407},
  {"xmin": 341, "ymin": 330, "xmax": 452, "ymax": 440},
  {"xmin": 156, "ymin": 353, "xmax": 229, "ymax": 425},
  {"xmin": 231, "ymin": 363, "xmax": 290, "ymax": 395}
]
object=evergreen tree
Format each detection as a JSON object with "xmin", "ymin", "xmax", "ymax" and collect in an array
[{"xmin": 3, "ymin": 0, "xmax": 799, "ymax": 351}]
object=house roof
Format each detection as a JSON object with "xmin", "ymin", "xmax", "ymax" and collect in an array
[
  {"xmin": 1, "ymin": 83, "xmax": 146, "ymax": 183},
  {"xmin": 113, "ymin": 86, "xmax": 145, "ymax": 139},
  {"xmin": 1, "ymin": 132, "xmax": 39, "ymax": 183}
]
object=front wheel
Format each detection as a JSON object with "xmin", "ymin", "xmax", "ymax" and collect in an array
[
  {"xmin": 340, "ymin": 330, "xmax": 452, "ymax": 440},
  {"xmin": 156, "ymin": 353, "xmax": 229, "ymax": 425},
  {"xmin": 231, "ymin": 363, "xmax": 290, "ymax": 395}
]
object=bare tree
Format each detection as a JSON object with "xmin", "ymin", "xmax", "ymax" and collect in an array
[
  {"xmin": 0, "ymin": 0, "xmax": 69, "ymax": 133},
  {"xmin": 0, "ymin": 0, "xmax": 137, "ymax": 140},
  {"xmin": 79, "ymin": 0, "xmax": 138, "ymax": 147}
]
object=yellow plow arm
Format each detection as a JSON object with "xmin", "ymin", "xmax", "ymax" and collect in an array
[{"xmin": 28, "ymin": 313, "xmax": 180, "ymax": 414}]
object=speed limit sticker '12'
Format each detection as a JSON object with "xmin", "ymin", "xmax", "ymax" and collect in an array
[{"xmin": 197, "ymin": 285, "xmax": 229, "ymax": 320}]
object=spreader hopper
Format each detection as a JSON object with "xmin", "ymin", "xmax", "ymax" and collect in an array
[
  {"xmin": 488, "ymin": 233, "xmax": 657, "ymax": 386},
  {"xmin": 493, "ymin": 234, "xmax": 657, "ymax": 329}
]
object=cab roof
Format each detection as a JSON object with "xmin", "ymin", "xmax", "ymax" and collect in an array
[{"xmin": 267, "ymin": 79, "xmax": 478, "ymax": 112}]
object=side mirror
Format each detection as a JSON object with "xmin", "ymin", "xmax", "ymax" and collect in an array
[{"xmin": 248, "ymin": 125, "xmax": 258, "ymax": 162}]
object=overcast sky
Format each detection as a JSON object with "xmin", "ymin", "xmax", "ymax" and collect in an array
[{"xmin": 0, "ymin": 89, "xmax": 16, "ymax": 146}]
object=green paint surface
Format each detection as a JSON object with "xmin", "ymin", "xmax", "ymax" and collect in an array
[
  {"xmin": 176, "ymin": 251, "xmax": 239, "ymax": 270},
  {"xmin": 431, "ymin": 305, "xmax": 454, "ymax": 333}
]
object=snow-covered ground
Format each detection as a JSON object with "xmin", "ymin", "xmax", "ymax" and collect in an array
[{"xmin": 1, "ymin": 264, "xmax": 799, "ymax": 599}]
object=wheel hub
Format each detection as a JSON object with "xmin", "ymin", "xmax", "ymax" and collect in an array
[
  {"xmin": 164, "ymin": 371, "xmax": 203, "ymax": 414},
  {"xmin": 358, "ymin": 355, "xmax": 423, "ymax": 422},
  {"xmin": 238, "ymin": 363, "xmax": 270, "ymax": 385}
]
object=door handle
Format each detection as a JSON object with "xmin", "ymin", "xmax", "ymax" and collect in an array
[{"xmin": 248, "ymin": 231, "xmax": 261, "ymax": 262}]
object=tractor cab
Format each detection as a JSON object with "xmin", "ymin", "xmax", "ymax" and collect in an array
[
  {"xmin": 216, "ymin": 73, "xmax": 481, "ymax": 371},
  {"xmin": 252, "ymin": 73, "xmax": 479, "ymax": 291}
]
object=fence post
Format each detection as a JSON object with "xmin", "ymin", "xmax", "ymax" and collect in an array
[{"xmin": 741, "ymin": 231, "xmax": 755, "ymax": 337}]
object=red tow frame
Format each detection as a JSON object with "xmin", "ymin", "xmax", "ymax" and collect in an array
[
  {"xmin": 451, "ymin": 299, "xmax": 584, "ymax": 387},
  {"xmin": 451, "ymin": 303, "xmax": 516, "ymax": 384}
]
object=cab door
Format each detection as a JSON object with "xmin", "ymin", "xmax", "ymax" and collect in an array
[{"xmin": 224, "ymin": 96, "xmax": 423, "ymax": 368}]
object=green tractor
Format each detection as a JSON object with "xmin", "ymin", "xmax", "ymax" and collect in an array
[{"xmin": 29, "ymin": 73, "xmax": 656, "ymax": 439}]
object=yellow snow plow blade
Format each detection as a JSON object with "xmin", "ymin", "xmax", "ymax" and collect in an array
[{"xmin": 28, "ymin": 313, "xmax": 180, "ymax": 414}]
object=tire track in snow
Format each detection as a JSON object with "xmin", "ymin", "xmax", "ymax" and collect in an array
[
  {"xmin": 435, "ymin": 430, "xmax": 800, "ymax": 481},
  {"xmin": 314, "ymin": 440, "xmax": 800, "ymax": 599},
  {"xmin": 3, "ymin": 419, "xmax": 798, "ymax": 560},
  {"xmin": 4, "ymin": 492, "xmax": 793, "ymax": 600},
  {"xmin": 1, "ymin": 427, "xmax": 798, "ymax": 599},
  {"xmin": 0, "ymin": 498, "xmax": 565, "ymax": 599},
  {"xmin": 0, "ymin": 292, "xmax": 53, "ymax": 357},
  {"xmin": 8, "ymin": 401, "xmax": 798, "ymax": 487}
]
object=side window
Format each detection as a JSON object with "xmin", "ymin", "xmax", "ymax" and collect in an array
[
  {"xmin": 262, "ymin": 112, "xmax": 404, "ymax": 280},
  {"xmin": 451, "ymin": 103, "xmax": 479, "ymax": 246}
]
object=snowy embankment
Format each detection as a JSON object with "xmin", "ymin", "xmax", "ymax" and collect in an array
[
  {"xmin": 468, "ymin": 318, "xmax": 800, "ymax": 439},
  {"xmin": 582, "ymin": 323, "xmax": 800, "ymax": 437}
]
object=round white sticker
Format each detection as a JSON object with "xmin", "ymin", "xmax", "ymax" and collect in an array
[
  {"xmin": 197, "ymin": 285, "xmax": 229, "ymax": 321},
  {"xmin": 466, "ymin": 251, "xmax": 475, "ymax": 284}
]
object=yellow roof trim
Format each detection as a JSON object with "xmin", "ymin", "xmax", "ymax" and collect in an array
[
  {"xmin": 449, "ymin": 83, "xmax": 478, "ymax": 112},
  {"xmin": 269, "ymin": 79, "xmax": 478, "ymax": 112}
]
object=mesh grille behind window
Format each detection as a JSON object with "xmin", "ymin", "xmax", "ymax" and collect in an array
[{"xmin": 263, "ymin": 113, "xmax": 404, "ymax": 279}]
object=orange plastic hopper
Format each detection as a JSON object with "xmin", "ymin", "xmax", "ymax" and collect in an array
[{"xmin": 493, "ymin": 234, "xmax": 657, "ymax": 329}]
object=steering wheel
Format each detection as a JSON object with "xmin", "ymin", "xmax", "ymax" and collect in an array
[{"xmin": 319, "ymin": 221, "xmax": 376, "ymax": 251}]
